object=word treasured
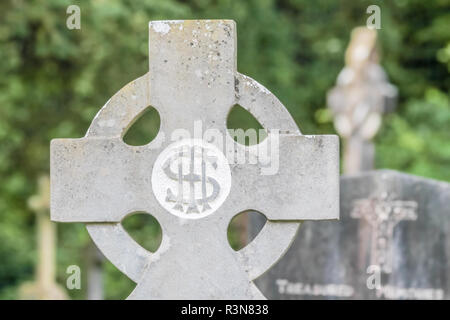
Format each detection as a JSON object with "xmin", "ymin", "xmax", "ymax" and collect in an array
[{"xmin": 276, "ymin": 279, "xmax": 355, "ymax": 298}]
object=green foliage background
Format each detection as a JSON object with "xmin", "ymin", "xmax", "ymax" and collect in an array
[{"xmin": 0, "ymin": 0, "xmax": 448, "ymax": 299}]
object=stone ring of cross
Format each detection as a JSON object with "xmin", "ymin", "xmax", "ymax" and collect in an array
[{"xmin": 51, "ymin": 20, "xmax": 339, "ymax": 299}]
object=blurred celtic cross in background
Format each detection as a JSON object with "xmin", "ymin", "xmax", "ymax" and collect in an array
[
  {"xmin": 50, "ymin": 20, "xmax": 339, "ymax": 299},
  {"xmin": 19, "ymin": 175, "xmax": 67, "ymax": 300},
  {"xmin": 327, "ymin": 27, "xmax": 397, "ymax": 174}
]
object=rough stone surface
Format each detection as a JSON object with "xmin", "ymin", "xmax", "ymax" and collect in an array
[
  {"xmin": 251, "ymin": 170, "xmax": 450, "ymax": 300},
  {"xmin": 50, "ymin": 20, "xmax": 339, "ymax": 299}
]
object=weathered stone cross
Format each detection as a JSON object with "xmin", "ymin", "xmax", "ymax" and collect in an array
[{"xmin": 51, "ymin": 20, "xmax": 339, "ymax": 299}]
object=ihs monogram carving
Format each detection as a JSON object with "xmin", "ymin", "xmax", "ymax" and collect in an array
[{"xmin": 152, "ymin": 139, "xmax": 231, "ymax": 219}]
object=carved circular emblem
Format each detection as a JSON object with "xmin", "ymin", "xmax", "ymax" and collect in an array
[{"xmin": 152, "ymin": 139, "xmax": 231, "ymax": 219}]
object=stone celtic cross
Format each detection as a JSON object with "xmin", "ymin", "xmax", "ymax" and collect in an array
[{"xmin": 51, "ymin": 20, "xmax": 339, "ymax": 299}]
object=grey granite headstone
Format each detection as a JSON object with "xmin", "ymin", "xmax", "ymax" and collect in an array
[{"xmin": 251, "ymin": 170, "xmax": 450, "ymax": 299}]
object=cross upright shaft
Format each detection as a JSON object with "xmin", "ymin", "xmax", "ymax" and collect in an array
[{"xmin": 149, "ymin": 20, "xmax": 235, "ymax": 132}]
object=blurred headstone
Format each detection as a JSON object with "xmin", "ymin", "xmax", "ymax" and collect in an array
[
  {"xmin": 19, "ymin": 175, "xmax": 68, "ymax": 300},
  {"xmin": 251, "ymin": 170, "xmax": 450, "ymax": 300},
  {"xmin": 50, "ymin": 19, "xmax": 339, "ymax": 299},
  {"xmin": 327, "ymin": 27, "xmax": 397, "ymax": 174}
]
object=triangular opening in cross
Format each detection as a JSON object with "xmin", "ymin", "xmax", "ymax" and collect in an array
[
  {"xmin": 228, "ymin": 210, "xmax": 267, "ymax": 251},
  {"xmin": 227, "ymin": 104, "xmax": 267, "ymax": 146},
  {"xmin": 122, "ymin": 212, "xmax": 162, "ymax": 253},
  {"xmin": 123, "ymin": 106, "xmax": 160, "ymax": 146}
]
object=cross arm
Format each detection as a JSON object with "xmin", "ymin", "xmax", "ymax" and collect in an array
[
  {"xmin": 230, "ymin": 134, "xmax": 340, "ymax": 221},
  {"xmin": 50, "ymin": 138, "xmax": 159, "ymax": 222}
]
